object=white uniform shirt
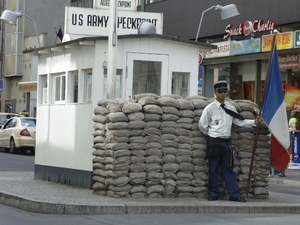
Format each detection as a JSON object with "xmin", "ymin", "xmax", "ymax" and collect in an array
[{"xmin": 198, "ymin": 100, "xmax": 255, "ymax": 138}]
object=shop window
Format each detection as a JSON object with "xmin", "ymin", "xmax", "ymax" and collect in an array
[
  {"xmin": 69, "ymin": 70, "xmax": 78, "ymax": 103},
  {"xmin": 260, "ymin": 80, "xmax": 286, "ymax": 102},
  {"xmin": 71, "ymin": 0, "xmax": 93, "ymax": 8},
  {"xmin": 39, "ymin": 75, "xmax": 48, "ymax": 104},
  {"xmin": 103, "ymin": 69, "xmax": 122, "ymax": 99},
  {"xmin": 83, "ymin": 69, "xmax": 92, "ymax": 103},
  {"xmin": 243, "ymin": 81, "xmax": 254, "ymax": 101},
  {"xmin": 52, "ymin": 73, "xmax": 66, "ymax": 103},
  {"xmin": 132, "ymin": 61, "xmax": 161, "ymax": 95},
  {"xmin": 172, "ymin": 72, "xmax": 189, "ymax": 97}
]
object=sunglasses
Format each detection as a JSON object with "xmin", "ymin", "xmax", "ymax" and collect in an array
[{"xmin": 216, "ymin": 89, "xmax": 228, "ymax": 94}]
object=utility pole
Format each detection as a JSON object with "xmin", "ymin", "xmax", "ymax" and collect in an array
[
  {"xmin": 141, "ymin": 0, "xmax": 146, "ymax": 12},
  {"xmin": 0, "ymin": 0, "xmax": 5, "ymax": 111},
  {"xmin": 106, "ymin": 0, "xmax": 118, "ymax": 99}
]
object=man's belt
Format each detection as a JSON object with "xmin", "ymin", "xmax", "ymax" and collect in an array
[
  {"xmin": 210, "ymin": 136, "xmax": 231, "ymax": 142},
  {"xmin": 219, "ymin": 136, "xmax": 230, "ymax": 139}
]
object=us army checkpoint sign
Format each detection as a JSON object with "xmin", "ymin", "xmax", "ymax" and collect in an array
[
  {"xmin": 94, "ymin": 0, "xmax": 137, "ymax": 11},
  {"xmin": 65, "ymin": 6, "xmax": 163, "ymax": 36}
]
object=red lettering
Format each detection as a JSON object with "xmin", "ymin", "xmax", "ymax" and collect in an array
[
  {"xmin": 217, "ymin": 45, "xmax": 229, "ymax": 52},
  {"xmin": 224, "ymin": 24, "xmax": 242, "ymax": 39},
  {"xmin": 225, "ymin": 19, "xmax": 277, "ymax": 39},
  {"xmin": 224, "ymin": 24, "xmax": 233, "ymax": 39},
  {"xmin": 253, "ymin": 20, "xmax": 277, "ymax": 32}
]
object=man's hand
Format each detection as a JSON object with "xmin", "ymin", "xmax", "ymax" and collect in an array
[{"xmin": 254, "ymin": 116, "xmax": 263, "ymax": 125}]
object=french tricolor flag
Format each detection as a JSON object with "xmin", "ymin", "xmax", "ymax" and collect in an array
[{"xmin": 262, "ymin": 45, "xmax": 290, "ymax": 171}]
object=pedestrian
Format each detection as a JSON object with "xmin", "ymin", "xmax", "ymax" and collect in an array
[
  {"xmin": 198, "ymin": 80, "xmax": 262, "ymax": 202},
  {"xmin": 267, "ymin": 132, "xmax": 283, "ymax": 177},
  {"xmin": 289, "ymin": 110, "xmax": 297, "ymax": 163}
]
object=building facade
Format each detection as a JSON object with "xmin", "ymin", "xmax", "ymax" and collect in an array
[
  {"xmin": 0, "ymin": 0, "xmax": 70, "ymax": 115},
  {"xmin": 144, "ymin": 0, "xmax": 300, "ymax": 106}
]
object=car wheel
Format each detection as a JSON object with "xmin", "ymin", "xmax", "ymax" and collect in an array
[
  {"xmin": 10, "ymin": 138, "xmax": 17, "ymax": 154},
  {"xmin": 30, "ymin": 149, "xmax": 35, "ymax": 156},
  {"xmin": 4, "ymin": 148, "xmax": 9, "ymax": 152}
]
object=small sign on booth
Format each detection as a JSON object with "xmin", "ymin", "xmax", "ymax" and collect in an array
[{"xmin": 94, "ymin": 0, "xmax": 136, "ymax": 11}]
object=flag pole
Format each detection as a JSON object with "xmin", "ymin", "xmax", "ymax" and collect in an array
[{"xmin": 245, "ymin": 32, "xmax": 277, "ymax": 199}]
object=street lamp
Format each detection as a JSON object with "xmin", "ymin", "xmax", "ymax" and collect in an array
[
  {"xmin": 195, "ymin": 4, "xmax": 240, "ymax": 41},
  {"xmin": 138, "ymin": 21, "xmax": 156, "ymax": 35},
  {"xmin": 0, "ymin": 9, "xmax": 40, "ymax": 47}
]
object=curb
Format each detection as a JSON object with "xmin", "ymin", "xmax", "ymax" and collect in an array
[{"xmin": 2, "ymin": 191, "xmax": 300, "ymax": 215}]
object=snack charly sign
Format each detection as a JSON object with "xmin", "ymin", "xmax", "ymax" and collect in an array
[{"xmin": 224, "ymin": 20, "xmax": 277, "ymax": 39}]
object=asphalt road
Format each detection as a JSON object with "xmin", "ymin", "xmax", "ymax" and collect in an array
[
  {"xmin": 269, "ymin": 183, "xmax": 300, "ymax": 196},
  {"xmin": 1, "ymin": 148, "xmax": 300, "ymax": 225},
  {"xmin": 0, "ymin": 148, "xmax": 34, "ymax": 172}
]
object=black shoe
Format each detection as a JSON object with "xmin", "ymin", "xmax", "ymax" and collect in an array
[
  {"xmin": 208, "ymin": 197, "xmax": 218, "ymax": 201},
  {"xmin": 230, "ymin": 197, "xmax": 246, "ymax": 202}
]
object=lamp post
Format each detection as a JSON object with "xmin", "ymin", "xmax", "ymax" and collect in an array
[
  {"xmin": 0, "ymin": 9, "xmax": 40, "ymax": 47},
  {"xmin": 195, "ymin": 4, "xmax": 240, "ymax": 42}
]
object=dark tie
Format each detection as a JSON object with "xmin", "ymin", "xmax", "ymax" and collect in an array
[{"xmin": 221, "ymin": 104, "xmax": 244, "ymax": 120}]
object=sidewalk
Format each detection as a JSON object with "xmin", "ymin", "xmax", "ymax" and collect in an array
[{"xmin": 0, "ymin": 169, "xmax": 299, "ymax": 215}]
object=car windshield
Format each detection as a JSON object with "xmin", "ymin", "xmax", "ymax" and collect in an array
[
  {"xmin": 21, "ymin": 118, "xmax": 36, "ymax": 127},
  {"xmin": 0, "ymin": 114, "xmax": 15, "ymax": 125}
]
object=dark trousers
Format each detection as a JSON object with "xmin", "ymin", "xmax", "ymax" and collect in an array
[
  {"xmin": 208, "ymin": 140, "xmax": 241, "ymax": 200},
  {"xmin": 290, "ymin": 133, "xmax": 295, "ymax": 160}
]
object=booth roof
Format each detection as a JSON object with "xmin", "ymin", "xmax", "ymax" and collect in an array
[{"xmin": 23, "ymin": 34, "xmax": 217, "ymax": 55}]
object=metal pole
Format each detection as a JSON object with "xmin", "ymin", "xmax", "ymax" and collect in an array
[
  {"xmin": 0, "ymin": 0, "xmax": 5, "ymax": 112},
  {"xmin": 23, "ymin": 13, "xmax": 41, "ymax": 47},
  {"xmin": 245, "ymin": 34, "xmax": 277, "ymax": 199},
  {"xmin": 107, "ymin": 0, "xmax": 117, "ymax": 99},
  {"xmin": 195, "ymin": 6, "xmax": 215, "ymax": 42},
  {"xmin": 141, "ymin": 0, "xmax": 146, "ymax": 12}
]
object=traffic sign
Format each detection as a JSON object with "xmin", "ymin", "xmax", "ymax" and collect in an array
[{"xmin": 0, "ymin": 79, "xmax": 3, "ymax": 93}]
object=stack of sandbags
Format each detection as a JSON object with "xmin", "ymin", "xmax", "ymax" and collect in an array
[
  {"xmin": 91, "ymin": 95, "xmax": 270, "ymax": 199},
  {"xmin": 173, "ymin": 97, "xmax": 195, "ymax": 197},
  {"xmin": 158, "ymin": 95, "xmax": 182, "ymax": 197},
  {"xmin": 233, "ymin": 100, "xmax": 269, "ymax": 199},
  {"xmin": 122, "ymin": 100, "xmax": 147, "ymax": 198},
  {"xmin": 92, "ymin": 103, "xmax": 110, "ymax": 196},
  {"xmin": 142, "ymin": 98, "xmax": 164, "ymax": 198},
  {"xmin": 232, "ymin": 100, "xmax": 257, "ymax": 198},
  {"xmin": 252, "ymin": 122, "xmax": 270, "ymax": 199},
  {"xmin": 104, "ymin": 100, "xmax": 132, "ymax": 197},
  {"xmin": 187, "ymin": 96, "xmax": 209, "ymax": 198}
]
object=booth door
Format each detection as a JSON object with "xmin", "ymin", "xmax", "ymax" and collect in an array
[{"xmin": 126, "ymin": 53, "xmax": 169, "ymax": 99}]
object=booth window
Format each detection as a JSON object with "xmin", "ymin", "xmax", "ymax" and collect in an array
[
  {"xmin": 83, "ymin": 69, "xmax": 92, "ymax": 103},
  {"xmin": 69, "ymin": 70, "xmax": 78, "ymax": 103},
  {"xmin": 52, "ymin": 73, "xmax": 66, "ymax": 103},
  {"xmin": 103, "ymin": 69, "xmax": 122, "ymax": 99},
  {"xmin": 133, "ymin": 61, "xmax": 161, "ymax": 95},
  {"xmin": 39, "ymin": 75, "xmax": 48, "ymax": 104},
  {"xmin": 172, "ymin": 72, "xmax": 189, "ymax": 97}
]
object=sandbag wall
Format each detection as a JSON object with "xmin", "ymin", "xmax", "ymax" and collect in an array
[{"xmin": 92, "ymin": 94, "xmax": 270, "ymax": 199}]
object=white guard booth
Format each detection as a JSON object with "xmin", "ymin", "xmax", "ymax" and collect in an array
[{"xmin": 24, "ymin": 34, "xmax": 216, "ymax": 188}]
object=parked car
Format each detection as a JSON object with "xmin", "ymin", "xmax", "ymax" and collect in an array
[
  {"xmin": 0, "ymin": 117, "xmax": 36, "ymax": 155},
  {"xmin": 0, "ymin": 113, "xmax": 19, "ymax": 129}
]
